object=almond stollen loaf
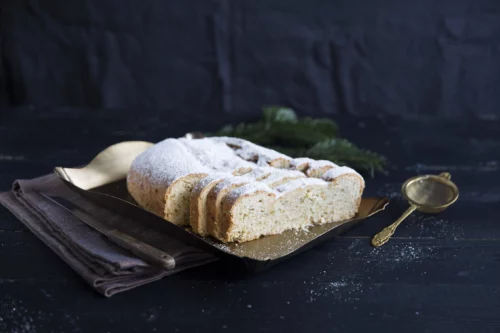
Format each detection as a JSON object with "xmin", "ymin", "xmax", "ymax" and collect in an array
[{"xmin": 126, "ymin": 136, "xmax": 365, "ymax": 243}]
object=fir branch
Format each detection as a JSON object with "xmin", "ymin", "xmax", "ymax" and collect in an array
[
  {"xmin": 305, "ymin": 139, "xmax": 387, "ymax": 178},
  {"xmin": 208, "ymin": 106, "xmax": 387, "ymax": 177}
]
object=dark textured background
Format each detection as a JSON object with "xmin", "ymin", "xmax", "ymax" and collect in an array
[
  {"xmin": 1, "ymin": 2, "xmax": 500, "ymax": 332},
  {"xmin": 2, "ymin": 0, "xmax": 500, "ymax": 118}
]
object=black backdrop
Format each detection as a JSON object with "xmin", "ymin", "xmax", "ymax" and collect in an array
[{"xmin": 2, "ymin": 0, "xmax": 500, "ymax": 119}]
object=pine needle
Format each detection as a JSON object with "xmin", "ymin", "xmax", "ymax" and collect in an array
[{"xmin": 208, "ymin": 106, "xmax": 387, "ymax": 177}]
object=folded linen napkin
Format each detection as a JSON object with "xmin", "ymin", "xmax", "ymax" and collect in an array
[{"xmin": 0, "ymin": 174, "xmax": 218, "ymax": 297}]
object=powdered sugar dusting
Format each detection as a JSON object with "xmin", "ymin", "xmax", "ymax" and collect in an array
[
  {"xmin": 309, "ymin": 160, "xmax": 337, "ymax": 169},
  {"xmin": 242, "ymin": 167, "xmax": 275, "ymax": 180},
  {"xmin": 306, "ymin": 160, "xmax": 336, "ymax": 172},
  {"xmin": 322, "ymin": 166, "xmax": 362, "ymax": 183},
  {"xmin": 306, "ymin": 278, "xmax": 363, "ymax": 303},
  {"xmin": 290, "ymin": 158, "xmax": 337, "ymax": 176},
  {"xmin": 274, "ymin": 178, "xmax": 327, "ymax": 194},
  {"xmin": 130, "ymin": 138, "xmax": 266, "ymax": 188},
  {"xmin": 210, "ymin": 168, "xmax": 278, "ymax": 208},
  {"xmin": 290, "ymin": 157, "xmax": 314, "ymax": 169},
  {"xmin": 192, "ymin": 173, "xmax": 228, "ymax": 194},
  {"xmin": 225, "ymin": 182, "xmax": 275, "ymax": 203},
  {"xmin": 218, "ymin": 168, "xmax": 309, "ymax": 204},
  {"xmin": 130, "ymin": 136, "xmax": 361, "ymax": 194},
  {"xmin": 130, "ymin": 138, "xmax": 210, "ymax": 185},
  {"xmin": 212, "ymin": 136, "xmax": 292, "ymax": 166},
  {"xmin": 212, "ymin": 176, "xmax": 252, "ymax": 195},
  {"xmin": 260, "ymin": 169, "xmax": 305, "ymax": 186},
  {"xmin": 180, "ymin": 138, "xmax": 255, "ymax": 173}
]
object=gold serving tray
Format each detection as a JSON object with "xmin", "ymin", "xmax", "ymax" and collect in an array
[{"xmin": 55, "ymin": 141, "xmax": 388, "ymax": 271}]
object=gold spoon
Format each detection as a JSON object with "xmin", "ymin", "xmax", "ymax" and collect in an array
[{"xmin": 371, "ymin": 172, "xmax": 459, "ymax": 247}]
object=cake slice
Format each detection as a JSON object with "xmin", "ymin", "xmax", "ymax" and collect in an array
[
  {"xmin": 189, "ymin": 173, "xmax": 227, "ymax": 236},
  {"xmin": 218, "ymin": 168, "xmax": 364, "ymax": 243},
  {"xmin": 204, "ymin": 168, "xmax": 275, "ymax": 239},
  {"xmin": 190, "ymin": 167, "xmax": 278, "ymax": 236},
  {"xmin": 205, "ymin": 168, "xmax": 307, "ymax": 240}
]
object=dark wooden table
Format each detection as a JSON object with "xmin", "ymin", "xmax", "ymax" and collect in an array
[{"xmin": 1, "ymin": 108, "xmax": 499, "ymax": 333}]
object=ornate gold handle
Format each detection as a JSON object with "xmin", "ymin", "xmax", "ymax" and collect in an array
[
  {"xmin": 371, "ymin": 205, "xmax": 417, "ymax": 247},
  {"xmin": 440, "ymin": 172, "xmax": 451, "ymax": 180}
]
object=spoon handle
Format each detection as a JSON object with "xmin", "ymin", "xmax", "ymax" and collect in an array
[{"xmin": 371, "ymin": 205, "xmax": 417, "ymax": 247}]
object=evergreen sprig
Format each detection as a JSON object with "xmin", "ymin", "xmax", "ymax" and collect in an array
[{"xmin": 209, "ymin": 106, "xmax": 387, "ymax": 177}]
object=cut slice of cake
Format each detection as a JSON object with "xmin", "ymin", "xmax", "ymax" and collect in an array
[
  {"xmin": 218, "ymin": 169, "xmax": 364, "ymax": 243},
  {"xmin": 204, "ymin": 168, "xmax": 307, "ymax": 240},
  {"xmin": 189, "ymin": 173, "xmax": 227, "ymax": 236},
  {"xmin": 204, "ymin": 168, "xmax": 275, "ymax": 240},
  {"xmin": 191, "ymin": 167, "xmax": 278, "ymax": 237}
]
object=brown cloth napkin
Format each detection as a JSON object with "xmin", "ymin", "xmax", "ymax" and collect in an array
[{"xmin": 0, "ymin": 174, "xmax": 218, "ymax": 297}]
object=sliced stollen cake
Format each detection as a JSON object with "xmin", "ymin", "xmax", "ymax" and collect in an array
[
  {"xmin": 218, "ymin": 168, "xmax": 364, "ymax": 243},
  {"xmin": 127, "ymin": 136, "xmax": 365, "ymax": 243},
  {"xmin": 204, "ymin": 168, "xmax": 307, "ymax": 240},
  {"xmin": 191, "ymin": 168, "xmax": 270, "ymax": 237}
]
